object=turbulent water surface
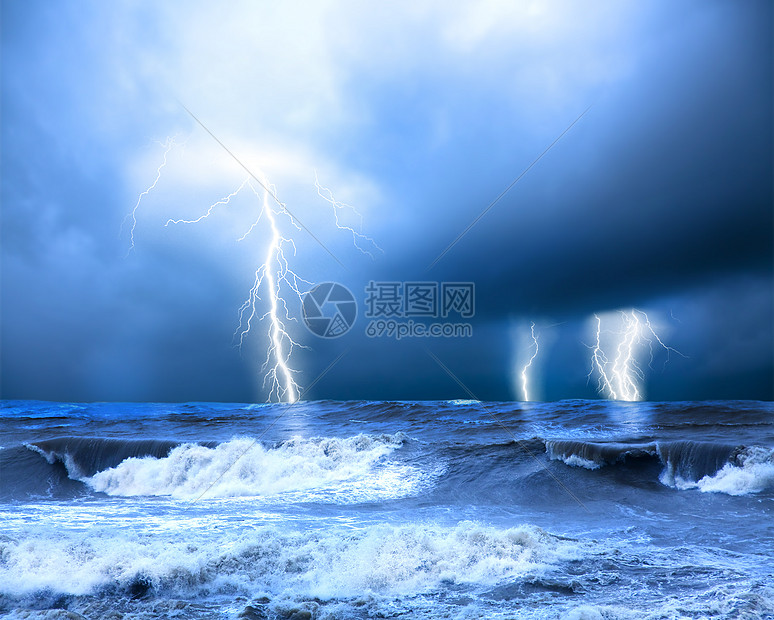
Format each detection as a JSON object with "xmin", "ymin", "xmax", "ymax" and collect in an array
[{"xmin": 1, "ymin": 400, "xmax": 772, "ymax": 619}]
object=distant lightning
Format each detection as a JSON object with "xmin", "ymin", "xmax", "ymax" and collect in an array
[
  {"xmin": 520, "ymin": 322, "xmax": 539, "ymax": 402},
  {"xmin": 124, "ymin": 137, "xmax": 176, "ymax": 254},
  {"xmin": 314, "ymin": 171, "xmax": 383, "ymax": 259},
  {"xmin": 588, "ymin": 309, "xmax": 684, "ymax": 401},
  {"xmin": 590, "ymin": 314, "xmax": 617, "ymax": 399},
  {"xmin": 612, "ymin": 311, "xmax": 643, "ymax": 401}
]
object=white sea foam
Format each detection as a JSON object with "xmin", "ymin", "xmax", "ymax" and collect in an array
[
  {"xmin": 83, "ymin": 433, "xmax": 420, "ymax": 501},
  {"xmin": 552, "ymin": 453, "xmax": 603, "ymax": 470},
  {"xmin": 0, "ymin": 521, "xmax": 581, "ymax": 600},
  {"xmin": 566, "ymin": 582, "xmax": 774, "ymax": 620},
  {"xmin": 565, "ymin": 606, "xmax": 637, "ymax": 620},
  {"xmin": 660, "ymin": 446, "xmax": 774, "ymax": 496},
  {"xmin": 24, "ymin": 442, "xmax": 55, "ymax": 463}
]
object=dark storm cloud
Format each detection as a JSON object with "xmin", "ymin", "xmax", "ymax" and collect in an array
[
  {"xmin": 300, "ymin": 1, "xmax": 773, "ymax": 401},
  {"xmin": 377, "ymin": 0, "xmax": 772, "ymax": 318},
  {"xmin": 1, "ymin": 0, "xmax": 771, "ymax": 402}
]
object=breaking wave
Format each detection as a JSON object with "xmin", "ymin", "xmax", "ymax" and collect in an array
[
  {"xmin": 661, "ymin": 446, "xmax": 774, "ymax": 495},
  {"xmin": 17, "ymin": 433, "xmax": 423, "ymax": 502},
  {"xmin": 6, "ymin": 432, "xmax": 772, "ymax": 502},
  {"xmin": 547, "ymin": 439, "xmax": 773, "ymax": 496},
  {"xmin": 85, "ymin": 433, "xmax": 415, "ymax": 501}
]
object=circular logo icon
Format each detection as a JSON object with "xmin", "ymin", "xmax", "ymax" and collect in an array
[{"xmin": 302, "ymin": 282, "xmax": 357, "ymax": 338}]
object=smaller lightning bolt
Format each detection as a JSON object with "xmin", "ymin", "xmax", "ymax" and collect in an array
[
  {"xmin": 124, "ymin": 137, "xmax": 176, "ymax": 254},
  {"xmin": 640, "ymin": 311, "xmax": 685, "ymax": 372},
  {"xmin": 590, "ymin": 314, "xmax": 618, "ymax": 399},
  {"xmin": 165, "ymin": 178, "xmax": 250, "ymax": 227},
  {"xmin": 521, "ymin": 322, "xmax": 539, "ymax": 402},
  {"xmin": 588, "ymin": 309, "xmax": 684, "ymax": 401},
  {"xmin": 236, "ymin": 183, "xmax": 271, "ymax": 243},
  {"xmin": 314, "ymin": 171, "xmax": 383, "ymax": 259}
]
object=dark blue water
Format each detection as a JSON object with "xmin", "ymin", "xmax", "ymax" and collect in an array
[{"xmin": 1, "ymin": 400, "xmax": 772, "ymax": 619}]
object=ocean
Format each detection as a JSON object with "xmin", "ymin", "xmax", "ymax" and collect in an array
[{"xmin": 0, "ymin": 399, "xmax": 772, "ymax": 619}]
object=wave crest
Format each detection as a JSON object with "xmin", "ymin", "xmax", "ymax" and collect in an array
[
  {"xmin": 661, "ymin": 446, "xmax": 774, "ymax": 495},
  {"xmin": 547, "ymin": 439, "xmax": 772, "ymax": 496},
  {"xmin": 84, "ymin": 433, "xmax": 416, "ymax": 500}
]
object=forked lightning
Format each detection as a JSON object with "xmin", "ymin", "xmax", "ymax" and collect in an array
[{"xmin": 589, "ymin": 309, "xmax": 684, "ymax": 401}]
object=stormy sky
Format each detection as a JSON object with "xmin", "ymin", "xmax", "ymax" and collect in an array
[{"xmin": 1, "ymin": 0, "xmax": 772, "ymax": 403}]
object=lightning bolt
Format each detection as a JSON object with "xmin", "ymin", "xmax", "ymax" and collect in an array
[
  {"xmin": 233, "ymin": 179, "xmax": 312, "ymax": 403},
  {"xmin": 314, "ymin": 171, "xmax": 383, "ymax": 259},
  {"xmin": 590, "ymin": 314, "xmax": 618, "ymax": 399},
  {"xmin": 165, "ymin": 174, "xmax": 311, "ymax": 403},
  {"xmin": 612, "ymin": 310, "xmax": 644, "ymax": 401},
  {"xmin": 588, "ymin": 309, "xmax": 684, "ymax": 401},
  {"xmin": 123, "ymin": 137, "xmax": 176, "ymax": 254},
  {"xmin": 134, "ymin": 126, "xmax": 378, "ymax": 403},
  {"xmin": 520, "ymin": 322, "xmax": 539, "ymax": 402}
]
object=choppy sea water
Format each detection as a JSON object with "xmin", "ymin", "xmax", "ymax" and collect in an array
[{"xmin": 0, "ymin": 399, "xmax": 772, "ymax": 619}]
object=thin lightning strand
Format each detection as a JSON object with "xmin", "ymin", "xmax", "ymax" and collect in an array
[
  {"xmin": 641, "ymin": 311, "xmax": 686, "ymax": 371},
  {"xmin": 124, "ymin": 137, "xmax": 175, "ymax": 254},
  {"xmin": 237, "ymin": 199, "xmax": 265, "ymax": 242},
  {"xmin": 590, "ymin": 314, "xmax": 618, "ymax": 400},
  {"xmin": 165, "ymin": 179, "xmax": 250, "ymax": 226},
  {"xmin": 588, "ymin": 309, "xmax": 684, "ymax": 401},
  {"xmin": 314, "ymin": 171, "xmax": 383, "ymax": 260},
  {"xmin": 520, "ymin": 322, "xmax": 539, "ymax": 402}
]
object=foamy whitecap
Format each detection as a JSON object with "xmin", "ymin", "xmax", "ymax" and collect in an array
[
  {"xmin": 566, "ymin": 605, "xmax": 637, "ymax": 620},
  {"xmin": 84, "ymin": 433, "xmax": 420, "ymax": 501},
  {"xmin": 0, "ymin": 521, "xmax": 582, "ymax": 600},
  {"xmin": 552, "ymin": 453, "xmax": 603, "ymax": 470}
]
